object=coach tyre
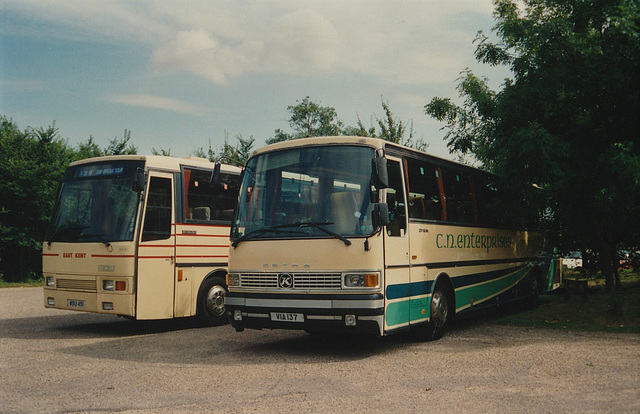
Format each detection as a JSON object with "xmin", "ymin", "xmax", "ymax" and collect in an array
[
  {"xmin": 430, "ymin": 285, "xmax": 452, "ymax": 338},
  {"xmin": 414, "ymin": 282, "xmax": 452, "ymax": 341},
  {"xmin": 198, "ymin": 276, "xmax": 228, "ymax": 326},
  {"xmin": 528, "ymin": 268, "xmax": 541, "ymax": 308}
]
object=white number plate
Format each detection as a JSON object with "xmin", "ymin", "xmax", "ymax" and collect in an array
[
  {"xmin": 270, "ymin": 312, "xmax": 303, "ymax": 323},
  {"xmin": 67, "ymin": 299, "xmax": 86, "ymax": 308}
]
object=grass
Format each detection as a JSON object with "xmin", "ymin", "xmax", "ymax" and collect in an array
[
  {"xmin": 496, "ymin": 269, "xmax": 640, "ymax": 334},
  {"xmin": 0, "ymin": 276, "xmax": 43, "ymax": 288}
]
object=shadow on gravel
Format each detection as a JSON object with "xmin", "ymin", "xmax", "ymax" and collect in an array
[
  {"xmin": 59, "ymin": 316, "xmax": 206, "ymax": 336},
  {"xmin": 0, "ymin": 313, "xmax": 210, "ymax": 340},
  {"xmin": 246, "ymin": 331, "xmax": 413, "ymax": 360},
  {"xmin": 58, "ymin": 328, "xmax": 416, "ymax": 365},
  {"xmin": 450, "ymin": 298, "xmax": 545, "ymax": 332},
  {"xmin": 3, "ymin": 299, "xmax": 547, "ymax": 365}
]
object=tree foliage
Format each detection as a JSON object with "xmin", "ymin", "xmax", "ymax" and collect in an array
[
  {"xmin": 266, "ymin": 96, "xmax": 344, "ymax": 144},
  {"xmin": 0, "ymin": 116, "xmax": 142, "ymax": 282},
  {"xmin": 77, "ymin": 129, "xmax": 137, "ymax": 158},
  {"xmin": 370, "ymin": 98, "xmax": 426, "ymax": 151},
  {"xmin": 75, "ymin": 136, "xmax": 104, "ymax": 159},
  {"xmin": 104, "ymin": 129, "xmax": 137, "ymax": 155},
  {"xmin": 425, "ymin": 0, "xmax": 640, "ymax": 292},
  {"xmin": 0, "ymin": 117, "xmax": 76, "ymax": 281},
  {"xmin": 194, "ymin": 132, "xmax": 255, "ymax": 167},
  {"xmin": 151, "ymin": 146, "xmax": 172, "ymax": 157},
  {"xmin": 267, "ymin": 96, "xmax": 426, "ymax": 150}
]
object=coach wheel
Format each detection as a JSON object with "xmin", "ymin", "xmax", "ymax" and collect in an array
[
  {"xmin": 528, "ymin": 270, "xmax": 541, "ymax": 308},
  {"xmin": 198, "ymin": 276, "xmax": 228, "ymax": 326},
  {"xmin": 430, "ymin": 288, "xmax": 449, "ymax": 329},
  {"xmin": 413, "ymin": 283, "xmax": 452, "ymax": 341}
]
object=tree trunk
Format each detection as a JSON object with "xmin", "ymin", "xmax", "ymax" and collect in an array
[
  {"xmin": 600, "ymin": 249, "xmax": 616, "ymax": 295},
  {"xmin": 612, "ymin": 253, "xmax": 621, "ymax": 289},
  {"xmin": 590, "ymin": 213, "xmax": 616, "ymax": 294}
]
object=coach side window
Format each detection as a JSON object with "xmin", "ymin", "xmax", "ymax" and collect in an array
[
  {"xmin": 475, "ymin": 175, "xmax": 502, "ymax": 226},
  {"xmin": 183, "ymin": 168, "xmax": 239, "ymax": 223},
  {"xmin": 406, "ymin": 158, "xmax": 443, "ymax": 221},
  {"xmin": 442, "ymin": 169, "xmax": 476, "ymax": 224}
]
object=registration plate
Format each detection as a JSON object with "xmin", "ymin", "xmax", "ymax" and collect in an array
[
  {"xmin": 270, "ymin": 312, "xmax": 304, "ymax": 323},
  {"xmin": 67, "ymin": 299, "xmax": 86, "ymax": 309}
]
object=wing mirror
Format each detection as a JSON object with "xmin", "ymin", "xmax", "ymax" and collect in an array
[
  {"xmin": 372, "ymin": 202, "xmax": 390, "ymax": 228},
  {"xmin": 132, "ymin": 168, "xmax": 146, "ymax": 192},
  {"xmin": 372, "ymin": 157, "xmax": 389, "ymax": 189}
]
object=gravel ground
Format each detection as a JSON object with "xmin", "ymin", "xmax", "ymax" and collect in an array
[{"xmin": 1, "ymin": 287, "xmax": 638, "ymax": 413}]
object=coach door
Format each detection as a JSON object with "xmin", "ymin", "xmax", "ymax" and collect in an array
[
  {"xmin": 383, "ymin": 157, "xmax": 411, "ymax": 330},
  {"xmin": 136, "ymin": 172, "xmax": 176, "ymax": 319}
]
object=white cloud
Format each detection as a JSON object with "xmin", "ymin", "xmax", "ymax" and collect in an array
[
  {"xmin": 151, "ymin": 28, "xmax": 260, "ymax": 85},
  {"xmin": 4, "ymin": 0, "xmax": 496, "ymax": 86},
  {"xmin": 263, "ymin": 8, "xmax": 340, "ymax": 72},
  {"xmin": 150, "ymin": 2, "xmax": 491, "ymax": 86},
  {"xmin": 105, "ymin": 93, "xmax": 213, "ymax": 116},
  {"xmin": 150, "ymin": 7, "xmax": 341, "ymax": 84}
]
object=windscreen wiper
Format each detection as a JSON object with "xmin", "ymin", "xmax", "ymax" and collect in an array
[
  {"xmin": 78, "ymin": 233, "xmax": 112, "ymax": 248},
  {"xmin": 231, "ymin": 225, "xmax": 304, "ymax": 248},
  {"xmin": 286, "ymin": 221, "xmax": 352, "ymax": 246},
  {"xmin": 232, "ymin": 221, "xmax": 352, "ymax": 247},
  {"xmin": 46, "ymin": 225, "xmax": 89, "ymax": 246}
]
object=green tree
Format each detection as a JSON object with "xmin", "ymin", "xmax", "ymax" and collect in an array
[
  {"xmin": 213, "ymin": 133, "xmax": 255, "ymax": 167},
  {"xmin": 151, "ymin": 147, "xmax": 172, "ymax": 156},
  {"xmin": 342, "ymin": 117, "xmax": 376, "ymax": 138},
  {"xmin": 76, "ymin": 129, "xmax": 137, "ymax": 159},
  {"xmin": 266, "ymin": 97, "xmax": 344, "ymax": 144},
  {"xmin": 366, "ymin": 98, "xmax": 427, "ymax": 151},
  {"xmin": 270, "ymin": 96, "xmax": 426, "ymax": 150},
  {"xmin": 194, "ymin": 132, "xmax": 255, "ymax": 167},
  {"xmin": 104, "ymin": 129, "xmax": 137, "ymax": 155},
  {"xmin": 193, "ymin": 142, "xmax": 215, "ymax": 162},
  {"xmin": 425, "ymin": 0, "xmax": 640, "ymax": 292},
  {"xmin": 0, "ymin": 116, "xmax": 75, "ymax": 281},
  {"xmin": 75, "ymin": 136, "xmax": 103, "ymax": 160}
]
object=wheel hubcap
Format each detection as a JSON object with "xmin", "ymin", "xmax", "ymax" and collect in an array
[
  {"xmin": 431, "ymin": 290, "xmax": 448, "ymax": 328},
  {"xmin": 205, "ymin": 285, "xmax": 226, "ymax": 317}
]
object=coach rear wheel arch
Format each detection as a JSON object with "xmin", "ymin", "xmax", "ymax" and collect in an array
[
  {"xmin": 197, "ymin": 274, "xmax": 228, "ymax": 326},
  {"xmin": 413, "ymin": 277, "xmax": 455, "ymax": 341}
]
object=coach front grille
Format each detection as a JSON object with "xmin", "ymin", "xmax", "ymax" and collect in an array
[{"xmin": 239, "ymin": 272, "xmax": 342, "ymax": 289}]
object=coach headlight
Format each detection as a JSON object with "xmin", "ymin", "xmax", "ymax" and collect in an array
[
  {"xmin": 102, "ymin": 279, "xmax": 126, "ymax": 292},
  {"xmin": 103, "ymin": 280, "xmax": 115, "ymax": 291},
  {"xmin": 46, "ymin": 277, "xmax": 55, "ymax": 287},
  {"xmin": 227, "ymin": 273, "xmax": 240, "ymax": 287},
  {"xmin": 344, "ymin": 273, "xmax": 380, "ymax": 288}
]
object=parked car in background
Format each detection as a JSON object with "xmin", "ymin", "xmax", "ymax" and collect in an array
[
  {"xmin": 618, "ymin": 250, "xmax": 640, "ymax": 270},
  {"xmin": 563, "ymin": 251, "xmax": 583, "ymax": 269}
]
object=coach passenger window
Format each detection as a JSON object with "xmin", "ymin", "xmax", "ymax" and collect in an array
[
  {"xmin": 442, "ymin": 169, "xmax": 474, "ymax": 224},
  {"xmin": 475, "ymin": 175, "xmax": 501, "ymax": 226},
  {"xmin": 406, "ymin": 158, "xmax": 443, "ymax": 221},
  {"xmin": 386, "ymin": 160, "xmax": 407, "ymax": 237},
  {"xmin": 184, "ymin": 168, "xmax": 240, "ymax": 223}
]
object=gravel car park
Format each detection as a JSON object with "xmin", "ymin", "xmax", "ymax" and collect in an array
[{"xmin": 1, "ymin": 287, "xmax": 638, "ymax": 413}]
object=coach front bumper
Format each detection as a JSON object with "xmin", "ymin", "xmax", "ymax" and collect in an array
[{"xmin": 226, "ymin": 292, "xmax": 384, "ymax": 335}]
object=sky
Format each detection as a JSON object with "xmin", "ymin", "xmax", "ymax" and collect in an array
[{"xmin": 1, "ymin": 0, "xmax": 511, "ymax": 161}]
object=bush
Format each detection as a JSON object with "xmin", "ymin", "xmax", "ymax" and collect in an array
[{"xmin": 0, "ymin": 116, "xmax": 75, "ymax": 282}]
